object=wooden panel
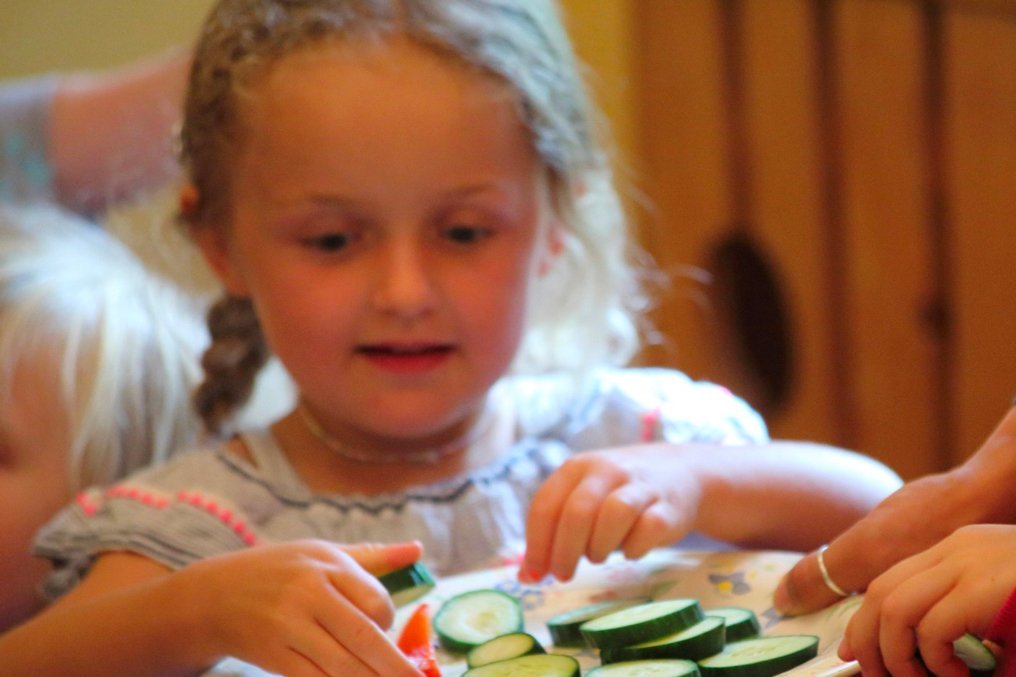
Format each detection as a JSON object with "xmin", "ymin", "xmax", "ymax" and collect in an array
[
  {"xmin": 738, "ymin": 0, "xmax": 841, "ymax": 444},
  {"xmin": 559, "ymin": 0, "xmax": 643, "ymax": 200},
  {"xmin": 833, "ymin": 0, "xmax": 943, "ymax": 478},
  {"xmin": 631, "ymin": 1, "xmax": 733, "ymax": 382},
  {"xmin": 943, "ymin": 9, "xmax": 1016, "ymax": 462}
]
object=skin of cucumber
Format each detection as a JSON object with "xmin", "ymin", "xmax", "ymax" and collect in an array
[
  {"xmin": 601, "ymin": 617, "xmax": 726, "ymax": 663},
  {"xmin": 548, "ymin": 598, "xmax": 652, "ymax": 647},
  {"xmin": 466, "ymin": 632, "xmax": 545, "ymax": 668},
  {"xmin": 580, "ymin": 599, "xmax": 705, "ymax": 649},
  {"xmin": 586, "ymin": 659, "xmax": 702, "ymax": 677},
  {"xmin": 697, "ymin": 635, "xmax": 819, "ymax": 677},
  {"xmin": 462, "ymin": 653, "xmax": 581, "ymax": 676}
]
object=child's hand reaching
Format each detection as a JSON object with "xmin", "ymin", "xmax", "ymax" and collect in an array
[
  {"xmin": 840, "ymin": 525, "xmax": 1016, "ymax": 677},
  {"xmin": 0, "ymin": 539, "xmax": 427, "ymax": 676},
  {"xmin": 520, "ymin": 445, "xmax": 701, "ymax": 582},
  {"xmin": 177, "ymin": 539, "xmax": 426, "ymax": 676}
]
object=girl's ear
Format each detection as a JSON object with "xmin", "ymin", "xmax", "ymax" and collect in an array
[
  {"xmin": 182, "ymin": 185, "xmax": 249, "ymax": 296},
  {"xmin": 193, "ymin": 229, "xmax": 249, "ymax": 296}
]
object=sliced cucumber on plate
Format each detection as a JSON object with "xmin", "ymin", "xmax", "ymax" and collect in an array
[
  {"xmin": 462, "ymin": 653, "xmax": 581, "ymax": 676},
  {"xmin": 547, "ymin": 597, "xmax": 651, "ymax": 647},
  {"xmin": 587, "ymin": 658, "xmax": 702, "ymax": 677},
  {"xmin": 581, "ymin": 599, "xmax": 704, "ymax": 649},
  {"xmin": 705, "ymin": 607, "xmax": 761, "ymax": 642},
  {"xmin": 467, "ymin": 631, "xmax": 545, "ymax": 668},
  {"xmin": 697, "ymin": 635, "xmax": 819, "ymax": 677},
  {"xmin": 601, "ymin": 616, "xmax": 726, "ymax": 663},
  {"xmin": 433, "ymin": 588, "xmax": 524, "ymax": 654}
]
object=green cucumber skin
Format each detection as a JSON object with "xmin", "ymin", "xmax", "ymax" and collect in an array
[
  {"xmin": 705, "ymin": 608, "xmax": 761, "ymax": 642},
  {"xmin": 698, "ymin": 636, "xmax": 819, "ymax": 677},
  {"xmin": 548, "ymin": 598, "xmax": 652, "ymax": 647},
  {"xmin": 466, "ymin": 632, "xmax": 545, "ymax": 668},
  {"xmin": 587, "ymin": 659, "xmax": 702, "ymax": 677},
  {"xmin": 377, "ymin": 562, "xmax": 436, "ymax": 607},
  {"xmin": 581, "ymin": 599, "xmax": 705, "ymax": 649},
  {"xmin": 602, "ymin": 617, "xmax": 726, "ymax": 663},
  {"xmin": 462, "ymin": 653, "xmax": 581, "ymax": 676},
  {"xmin": 433, "ymin": 589, "xmax": 524, "ymax": 654}
]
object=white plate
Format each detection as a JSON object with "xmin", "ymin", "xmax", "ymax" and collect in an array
[
  {"xmin": 211, "ymin": 549, "xmax": 862, "ymax": 676},
  {"xmin": 409, "ymin": 549, "xmax": 861, "ymax": 677}
]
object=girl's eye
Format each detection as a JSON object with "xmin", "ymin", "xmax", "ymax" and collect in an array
[
  {"xmin": 444, "ymin": 224, "xmax": 489, "ymax": 245},
  {"xmin": 306, "ymin": 232, "xmax": 353, "ymax": 252}
]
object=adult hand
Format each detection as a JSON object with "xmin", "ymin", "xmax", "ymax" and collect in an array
[
  {"xmin": 775, "ymin": 406, "xmax": 1016, "ymax": 616},
  {"xmin": 774, "ymin": 470, "xmax": 977, "ymax": 615}
]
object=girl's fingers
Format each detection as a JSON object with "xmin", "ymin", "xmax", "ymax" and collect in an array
[
  {"xmin": 913, "ymin": 595, "xmax": 974, "ymax": 677},
  {"xmin": 341, "ymin": 541, "xmax": 423, "ymax": 577},
  {"xmin": 845, "ymin": 553, "xmax": 948, "ymax": 677},
  {"xmin": 549, "ymin": 475, "xmax": 617, "ymax": 580},
  {"xmin": 521, "ymin": 468, "xmax": 579, "ymax": 581},
  {"xmin": 313, "ymin": 586, "xmax": 420, "ymax": 676},
  {"xmin": 587, "ymin": 485, "xmax": 655, "ymax": 563},
  {"xmin": 325, "ymin": 560, "xmax": 396, "ymax": 630},
  {"xmin": 620, "ymin": 501, "xmax": 681, "ymax": 560}
]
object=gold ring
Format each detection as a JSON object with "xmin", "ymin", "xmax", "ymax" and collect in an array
[{"xmin": 816, "ymin": 544, "xmax": 850, "ymax": 597}]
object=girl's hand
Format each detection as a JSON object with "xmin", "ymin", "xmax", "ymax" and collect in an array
[
  {"xmin": 840, "ymin": 525, "xmax": 1016, "ymax": 677},
  {"xmin": 179, "ymin": 539, "xmax": 426, "ymax": 676},
  {"xmin": 520, "ymin": 445, "xmax": 700, "ymax": 582}
]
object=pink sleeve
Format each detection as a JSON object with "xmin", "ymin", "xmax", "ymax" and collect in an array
[
  {"xmin": 988, "ymin": 585, "xmax": 1016, "ymax": 677},
  {"xmin": 989, "ymin": 585, "xmax": 1016, "ymax": 645}
]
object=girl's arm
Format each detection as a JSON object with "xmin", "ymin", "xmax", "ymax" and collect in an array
[
  {"xmin": 49, "ymin": 48, "xmax": 190, "ymax": 213},
  {"xmin": 521, "ymin": 440, "xmax": 901, "ymax": 582},
  {"xmin": 775, "ymin": 406, "xmax": 1016, "ymax": 615},
  {"xmin": 0, "ymin": 540, "xmax": 425, "ymax": 676}
]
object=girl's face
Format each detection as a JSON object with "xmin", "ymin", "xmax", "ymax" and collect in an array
[
  {"xmin": 198, "ymin": 39, "xmax": 557, "ymax": 447},
  {"xmin": 0, "ymin": 354, "xmax": 71, "ymax": 631}
]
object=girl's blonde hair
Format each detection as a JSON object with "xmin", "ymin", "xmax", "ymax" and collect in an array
[
  {"xmin": 0, "ymin": 205, "xmax": 207, "ymax": 490},
  {"xmin": 180, "ymin": 0, "xmax": 657, "ymax": 434}
]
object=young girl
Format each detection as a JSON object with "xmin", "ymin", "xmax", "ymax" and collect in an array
[
  {"xmin": 0, "ymin": 1, "xmax": 901, "ymax": 674},
  {"xmin": 0, "ymin": 203, "xmax": 206, "ymax": 632}
]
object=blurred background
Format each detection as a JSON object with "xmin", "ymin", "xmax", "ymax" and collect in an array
[{"xmin": 2, "ymin": 0, "xmax": 1014, "ymax": 480}]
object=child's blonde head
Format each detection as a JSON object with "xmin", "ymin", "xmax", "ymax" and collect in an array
[
  {"xmin": 0, "ymin": 205, "xmax": 207, "ymax": 490},
  {"xmin": 180, "ymin": 0, "xmax": 656, "ymax": 432}
]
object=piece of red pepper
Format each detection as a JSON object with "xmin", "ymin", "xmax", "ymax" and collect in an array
[{"xmin": 397, "ymin": 602, "xmax": 442, "ymax": 677}]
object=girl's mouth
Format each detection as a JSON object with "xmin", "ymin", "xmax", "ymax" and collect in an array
[{"xmin": 357, "ymin": 344, "xmax": 454, "ymax": 374}]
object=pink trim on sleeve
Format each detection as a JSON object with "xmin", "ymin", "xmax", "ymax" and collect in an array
[
  {"xmin": 988, "ymin": 585, "xmax": 1016, "ymax": 677},
  {"xmin": 989, "ymin": 584, "xmax": 1016, "ymax": 644}
]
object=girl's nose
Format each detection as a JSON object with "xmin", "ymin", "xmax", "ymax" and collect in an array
[{"xmin": 370, "ymin": 238, "xmax": 438, "ymax": 319}]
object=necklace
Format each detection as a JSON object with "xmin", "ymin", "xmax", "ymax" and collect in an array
[{"xmin": 296, "ymin": 400, "xmax": 495, "ymax": 465}]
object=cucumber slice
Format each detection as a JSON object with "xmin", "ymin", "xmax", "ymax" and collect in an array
[
  {"xmin": 467, "ymin": 632, "xmax": 545, "ymax": 668},
  {"xmin": 547, "ymin": 597, "xmax": 651, "ymax": 647},
  {"xmin": 462, "ymin": 653, "xmax": 581, "ymax": 676},
  {"xmin": 377, "ymin": 562, "xmax": 436, "ymax": 607},
  {"xmin": 601, "ymin": 616, "xmax": 726, "ymax": 663},
  {"xmin": 705, "ymin": 607, "xmax": 760, "ymax": 642},
  {"xmin": 952, "ymin": 632, "xmax": 996, "ymax": 672},
  {"xmin": 697, "ymin": 635, "xmax": 819, "ymax": 677},
  {"xmin": 587, "ymin": 659, "xmax": 702, "ymax": 677},
  {"xmin": 433, "ymin": 589, "xmax": 524, "ymax": 654},
  {"xmin": 581, "ymin": 599, "xmax": 704, "ymax": 649}
]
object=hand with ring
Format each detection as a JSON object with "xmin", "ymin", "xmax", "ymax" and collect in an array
[{"xmin": 774, "ymin": 406, "xmax": 1016, "ymax": 616}]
